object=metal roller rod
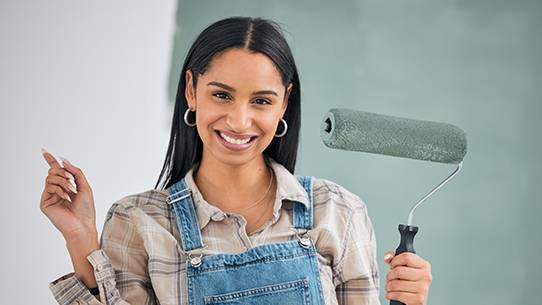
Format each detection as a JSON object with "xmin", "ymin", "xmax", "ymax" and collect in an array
[{"xmin": 407, "ymin": 161, "xmax": 463, "ymax": 226}]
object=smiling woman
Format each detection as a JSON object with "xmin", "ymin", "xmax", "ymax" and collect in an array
[
  {"xmin": 184, "ymin": 49, "xmax": 292, "ymax": 165},
  {"xmin": 157, "ymin": 18, "xmax": 301, "ymax": 194},
  {"xmin": 183, "ymin": 47, "xmax": 294, "ymax": 234},
  {"xmin": 44, "ymin": 16, "xmax": 392, "ymax": 305}
]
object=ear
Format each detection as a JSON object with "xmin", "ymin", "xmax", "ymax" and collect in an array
[
  {"xmin": 185, "ymin": 69, "xmax": 197, "ymax": 110},
  {"xmin": 281, "ymin": 83, "xmax": 293, "ymax": 116}
]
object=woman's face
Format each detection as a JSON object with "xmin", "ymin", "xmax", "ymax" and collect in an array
[{"xmin": 185, "ymin": 48, "xmax": 292, "ymax": 167}]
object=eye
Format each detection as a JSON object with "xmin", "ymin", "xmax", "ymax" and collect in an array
[
  {"xmin": 254, "ymin": 98, "xmax": 271, "ymax": 105},
  {"xmin": 212, "ymin": 92, "xmax": 230, "ymax": 101}
]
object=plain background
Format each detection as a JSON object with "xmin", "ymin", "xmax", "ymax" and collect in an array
[{"xmin": 1, "ymin": 0, "xmax": 540, "ymax": 304}]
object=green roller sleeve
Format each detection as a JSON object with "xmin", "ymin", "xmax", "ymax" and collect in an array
[{"xmin": 320, "ymin": 108, "xmax": 467, "ymax": 164}]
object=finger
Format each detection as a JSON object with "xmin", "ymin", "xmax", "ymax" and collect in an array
[
  {"xmin": 45, "ymin": 184, "xmax": 72, "ymax": 202},
  {"xmin": 385, "ymin": 291, "xmax": 425, "ymax": 305},
  {"xmin": 386, "ymin": 266, "xmax": 427, "ymax": 282},
  {"xmin": 42, "ymin": 194, "xmax": 62, "ymax": 209},
  {"xmin": 384, "ymin": 251, "xmax": 395, "ymax": 265},
  {"xmin": 49, "ymin": 167, "xmax": 76, "ymax": 185},
  {"xmin": 46, "ymin": 174, "xmax": 78, "ymax": 195},
  {"xmin": 386, "ymin": 279, "xmax": 427, "ymax": 294},
  {"xmin": 48, "ymin": 167, "xmax": 77, "ymax": 190},
  {"xmin": 41, "ymin": 148, "xmax": 63, "ymax": 169},
  {"xmin": 40, "ymin": 189, "xmax": 54, "ymax": 206},
  {"xmin": 58, "ymin": 156, "xmax": 90, "ymax": 192},
  {"xmin": 390, "ymin": 252, "xmax": 428, "ymax": 269}
]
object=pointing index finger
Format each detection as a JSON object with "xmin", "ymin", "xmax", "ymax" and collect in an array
[{"xmin": 41, "ymin": 148, "xmax": 64, "ymax": 169}]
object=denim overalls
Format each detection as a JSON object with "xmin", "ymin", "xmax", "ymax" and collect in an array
[{"xmin": 166, "ymin": 174, "xmax": 325, "ymax": 305}]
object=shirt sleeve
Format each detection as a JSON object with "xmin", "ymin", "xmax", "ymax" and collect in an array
[
  {"xmin": 334, "ymin": 197, "xmax": 381, "ymax": 305},
  {"xmin": 48, "ymin": 201, "xmax": 156, "ymax": 305}
]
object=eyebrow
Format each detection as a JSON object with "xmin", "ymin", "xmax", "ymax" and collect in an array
[{"xmin": 207, "ymin": 81, "xmax": 278, "ymax": 97}]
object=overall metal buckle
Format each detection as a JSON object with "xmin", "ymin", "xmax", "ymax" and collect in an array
[
  {"xmin": 183, "ymin": 244, "xmax": 208, "ymax": 268},
  {"xmin": 291, "ymin": 227, "xmax": 312, "ymax": 249}
]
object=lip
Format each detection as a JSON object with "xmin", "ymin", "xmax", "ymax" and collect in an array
[{"xmin": 214, "ymin": 130, "xmax": 257, "ymax": 151}]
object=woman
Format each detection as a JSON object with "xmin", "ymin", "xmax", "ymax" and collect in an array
[{"xmin": 41, "ymin": 16, "xmax": 432, "ymax": 305}]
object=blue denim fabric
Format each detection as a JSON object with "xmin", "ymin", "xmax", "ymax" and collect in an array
[{"xmin": 166, "ymin": 175, "xmax": 325, "ymax": 305}]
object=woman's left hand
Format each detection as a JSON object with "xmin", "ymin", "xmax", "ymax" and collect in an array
[{"xmin": 383, "ymin": 250, "xmax": 433, "ymax": 305}]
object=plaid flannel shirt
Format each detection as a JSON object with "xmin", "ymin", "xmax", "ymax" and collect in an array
[{"xmin": 49, "ymin": 157, "xmax": 380, "ymax": 305}]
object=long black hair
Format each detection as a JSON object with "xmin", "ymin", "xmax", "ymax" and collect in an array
[{"xmin": 155, "ymin": 16, "xmax": 302, "ymax": 191}]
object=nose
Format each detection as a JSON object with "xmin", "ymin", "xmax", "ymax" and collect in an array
[{"xmin": 226, "ymin": 103, "xmax": 252, "ymax": 131}]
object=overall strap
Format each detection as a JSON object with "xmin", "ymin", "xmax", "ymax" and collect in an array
[
  {"xmin": 166, "ymin": 178, "xmax": 205, "ymax": 252},
  {"xmin": 293, "ymin": 175, "xmax": 314, "ymax": 230}
]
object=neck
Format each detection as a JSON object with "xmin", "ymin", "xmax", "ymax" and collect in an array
[{"xmin": 194, "ymin": 153, "xmax": 273, "ymax": 212}]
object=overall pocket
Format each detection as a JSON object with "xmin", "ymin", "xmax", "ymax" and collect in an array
[{"xmin": 203, "ymin": 278, "xmax": 311, "ymax": 305}]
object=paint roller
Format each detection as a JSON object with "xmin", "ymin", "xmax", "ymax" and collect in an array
[{"xmin": 320, "ymin": 108, "xmax": 467, "ymax": 305}]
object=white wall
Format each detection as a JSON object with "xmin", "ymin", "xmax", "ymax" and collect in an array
[{"xmin": 0, "ymin": 1, "xmax": 176, "ymax": 303}]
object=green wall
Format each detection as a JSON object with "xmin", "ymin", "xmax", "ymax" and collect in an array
[{"xmin": 168, "ymin": 1, "xmax": 542, "ymax": 304}]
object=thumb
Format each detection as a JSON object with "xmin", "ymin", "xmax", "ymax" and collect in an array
[{"xmin": 383, "ymin": 250, "xmax": 395, "ymax": 265}]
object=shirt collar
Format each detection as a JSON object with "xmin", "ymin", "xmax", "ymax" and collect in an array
[{"xmin": 183, "ymin": 155, "xmax": 310, "ymax": 230}]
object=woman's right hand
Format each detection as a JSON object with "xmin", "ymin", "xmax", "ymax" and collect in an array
[{"xmin": 40, "ymin": 150, "xmax": 98, "ymax": 242}]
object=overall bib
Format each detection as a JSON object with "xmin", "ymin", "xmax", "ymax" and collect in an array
[{"xmin": 166, "ymin": 175, "xmax": 326, "ymax": 305}]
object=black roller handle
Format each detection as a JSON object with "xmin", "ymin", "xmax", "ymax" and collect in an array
[{"xmin": 390, "ymin": 224, "xmax": 418, "ymax": 305}]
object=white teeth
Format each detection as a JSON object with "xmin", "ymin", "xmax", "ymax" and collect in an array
[{"xmin": 219, "ymin": 132, "xmax": 251, "ymax": 145}]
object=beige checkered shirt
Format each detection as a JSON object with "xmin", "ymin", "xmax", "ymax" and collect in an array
[{"xmin": 49, "ymin": 156, "xmax": 381, "ymax": 305}]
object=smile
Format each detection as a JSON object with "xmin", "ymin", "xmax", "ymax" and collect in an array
[
  {"xmin": 214, "ymin": 131, "xmax": 257, "ymax": 151},
  {"xmin": 220, "ymin": 132, "xmax": 251, "ymax": 144}
]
